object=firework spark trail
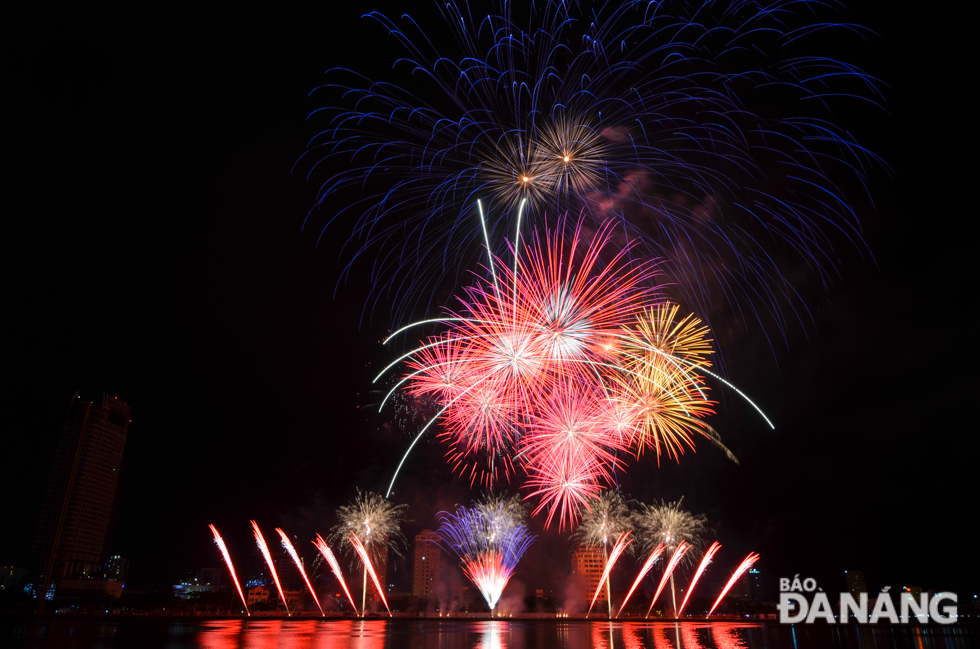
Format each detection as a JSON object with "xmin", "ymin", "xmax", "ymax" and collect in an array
[
  {"xmin": 617, "ymin": 543, "xmax": 665, "ymax": 617},
  {"xmin": 348, "ymin": 532, "xmax": 391, "ymax": 616},
  {"xmin": 208, "ymin": 525, "xmax": 249, "ymax": 616},
  {"xmin": 313, "ymin": 534, "xmax": 358, "ymax": 612},
  {"xmin": 276, "ymin": 528, "xmax": 324, "ymax": 616},
  {"xmin": 587, "ymin": 531, "xmax": 633, "ymax": 616},
  {"xmin": 707, "ymin": 553, "xmax": 760, "ymax": 617},
  {"xmin": 252, "ymin": 520, "xmax": 290, "ymax": 616},
  {"xmin": 677, "ymin": 541, "xmax": 722, "ymax": 617},
  {"xmin": 438, "ymin": 496, "xmax": 536, "ymax": 611},
  {"xmin": 646, "ymin": 540, "xmax": 691, "ymax": 618}
]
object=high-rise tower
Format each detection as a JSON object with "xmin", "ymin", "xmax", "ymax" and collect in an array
[
  {"xmin": 571, "ymin": 546, "xmax": 607, "ymax": 605},
  {"xmin": 412, "ymin": 529, "xmax": 441, "ymax": 599},
  {"xmin": 32, "ymin": 392, "xmax": 131, "ymax": 600}
]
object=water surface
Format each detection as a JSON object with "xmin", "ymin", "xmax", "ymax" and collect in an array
[{"xmin": 3, "ymin": 617, "xmax": 976, "ymax": 648}]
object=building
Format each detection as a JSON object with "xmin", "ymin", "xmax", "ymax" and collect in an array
[
  {"xmin": 571, "ymin": 546, "xmax": 606, "ymax": 604},
  {"xmin": 0, "ymin": 566, "xmax": 28, "ymax": 592},
  {"xmin": 730, "ymin": 568, "xmax": 762, "ymax": 602},
  {"xmin": 845, "ymin": 571, "xmax": 868, "ymax": 599},
  {"xmin": 747, "ymin": 568, "xmax": 763, "ymax": 601},
  {"xmin": 173, "ymin": 567, "xmax": 224, "ymax": 600},
  {"xmin": 245, "ymin": 585, "xmax": 303, "ymax": 611},
  {"xmin": 281, "ymin": 589, "xmax": 304, "ymax": 612},
  {"xmin": 32, "ymin": 393, "xmax": 131, "ymax": 602},
  {"xmin": 842, "ymin": 571, "xmax": 871, "ymax": 620},
  {"xmin": 247, "ymin": 585, "xmax": 270, "ymax": 605},
  {"xmin": 105, "ymin": 555, "xmax": 129, "ymax": 583},
  {"xmin": 412, "ymin": 530, "xmax": 442, "ymax": 599}
]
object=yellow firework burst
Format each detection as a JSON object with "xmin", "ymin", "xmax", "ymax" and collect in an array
[{"xmin": 612, "ymin": 304, "xmax": 717, "ymax": 462}]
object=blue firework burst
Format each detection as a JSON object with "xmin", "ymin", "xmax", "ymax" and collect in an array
[{"xmin": 300, "ymin": 0, "xmax": 887, "ymax": 348}]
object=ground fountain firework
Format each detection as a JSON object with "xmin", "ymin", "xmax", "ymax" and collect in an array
[
  {"xmin": 635, "ymin": 498, "xmax": 709, "ymax": 615},
  {"xmin": 438, "ymin": 495, "xmax": 536, "ymax": 612},
  {"xmin": 208, "ymin": 521, "xmax": 756, "ymax": 619},
  {"xmin": 677, "ymin": 541, "xmax": 723, "ymax": 617},
  {"xmin": 709, "ymin": 552, "xmax": 761, "ymax": 617},
  {"xmin": 277, "ymin": 528, "xmax": 325, "ymax": 616},
  {"xmin": 208, "ymin": 525, "xmax": 249, "ymax": 616},
  {"xmin": 648, "ymin": 540, "xmax": 691, "ymax": 618},
  {"xmin": 587, "ymin": 530, "xmax": 633, "ymax": 617},
  {"xmin": 572, "ymin": 490, "xmax": 631, "ymax": 617},
  {"xmin": 329, "ymin": 489, "xmax": 408, "ymax": 614},
  {"xmin": 312, "ymin": 534, "xmax": 358, "ymax": 613},
  {"xmin": 618, "ymin": 543, "xmax": 665, "ymax": 617},
  {"xmin": 348, "ymin": 532, "xmax": 392, "ymax": 617},
  {"xmin": 252, "ymin": 520, "xmax": 290, "ymax": 616}
]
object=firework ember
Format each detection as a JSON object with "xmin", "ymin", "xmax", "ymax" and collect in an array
[
  {"xmin": 252, "ymin": 520, "xmax": 290, "ymax": 616},
  {"xmin": 312, "ymin": 534, "xmax": 358, "ymax": 613},
  {"xmin": 276, "ymin": 527, "xmax": 324, "ymax": 616},
  {"xmin": 438, "ymin": 495, "xmax": 536, "ymax": 611},
  {"xmin": 708, "ymin": 553, "xmax": 761, "ymax": 617},
  {"xmin": 208, "ymin": 524, "xmax": 249, "ymax": 616}
]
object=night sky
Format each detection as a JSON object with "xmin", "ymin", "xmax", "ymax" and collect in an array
[{"xmin": 4, "ymin": 2, "xmax": 975, "ymax": 602}]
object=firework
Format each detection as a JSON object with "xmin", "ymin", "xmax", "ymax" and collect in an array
[
  {"xmin": 438, "ymin": 495, "xmax": 536, "ymax": 611},
  {"xmin": 312, "ymin": 534, "xmax": 358, "ymax": 613},
  {"xmin": 383, "ymin": 223, "xmax": 765, "ymax": 527},
  {"xmin": 572, "ymin": 490, "xmax": 631, "ymax": 616},
  {"xmin": 252, "ymin": 520, "xmax": 290, "ymax": 616},
  {"xmin": 614, "ymin": 305, "xmax": 719, "ymax": 463},
  {"xmin": 707, "ymin": 553, "xmax": 761, "ymax": 617},
  {"xmin": 587, "ymin": 530, "xmax": 633, "ymax": 617},
  {"xmin": 647, "ymin": 540, "xmax": 691, "ymax": 618},
  {"xmin": 676, "ymin": 541, "xmax": 722, "ymax": 617},
  {"xmin": 303, "ymin": 1, "xmax": 885, "ymax": 335},
  {"xmin": 618, "ymin": 543, "xmax": 665, "ymax": 617},
  {"xmin": 386, "ymin": 222, "xmax": 660, "ymax": 524},
  {"xmin": 634, "ymin": 498, "xmax": 707, "ymax": 561},
  {"xmin": 208, "ymin": 524, "xmax": 249, "ymax": 616},
  {"xmin": 349, "ymin": 532, "xmax": 391, "ymax": 616},
  {"xmin": 635, "ymin": 498, "xmax": 708, "ymax": 616},
  {"xmin": 276, "ymin": 527, "xmax": 324, "ymax": 616},
  {"xmin": 329, "ymin": 489, "xmax": 408, "ymax": 614}
]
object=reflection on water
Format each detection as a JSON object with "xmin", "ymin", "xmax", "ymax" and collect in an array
[
  {"xmin": 198, "ymin": 619, "xmax": 387, "ymax": 649},
  {"xmin": 2, "ymin": 617, "xmax": 976, "ymax": 649}
]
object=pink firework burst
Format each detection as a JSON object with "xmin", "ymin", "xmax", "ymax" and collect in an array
[{"xmin": 383, "ymin": 218, "xmax": 762, "ymax": 527}]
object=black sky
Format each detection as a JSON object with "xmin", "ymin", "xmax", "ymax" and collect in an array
[{"xmin": 3, "ymin": 2, "xmax": 976, "ymax": 600}]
